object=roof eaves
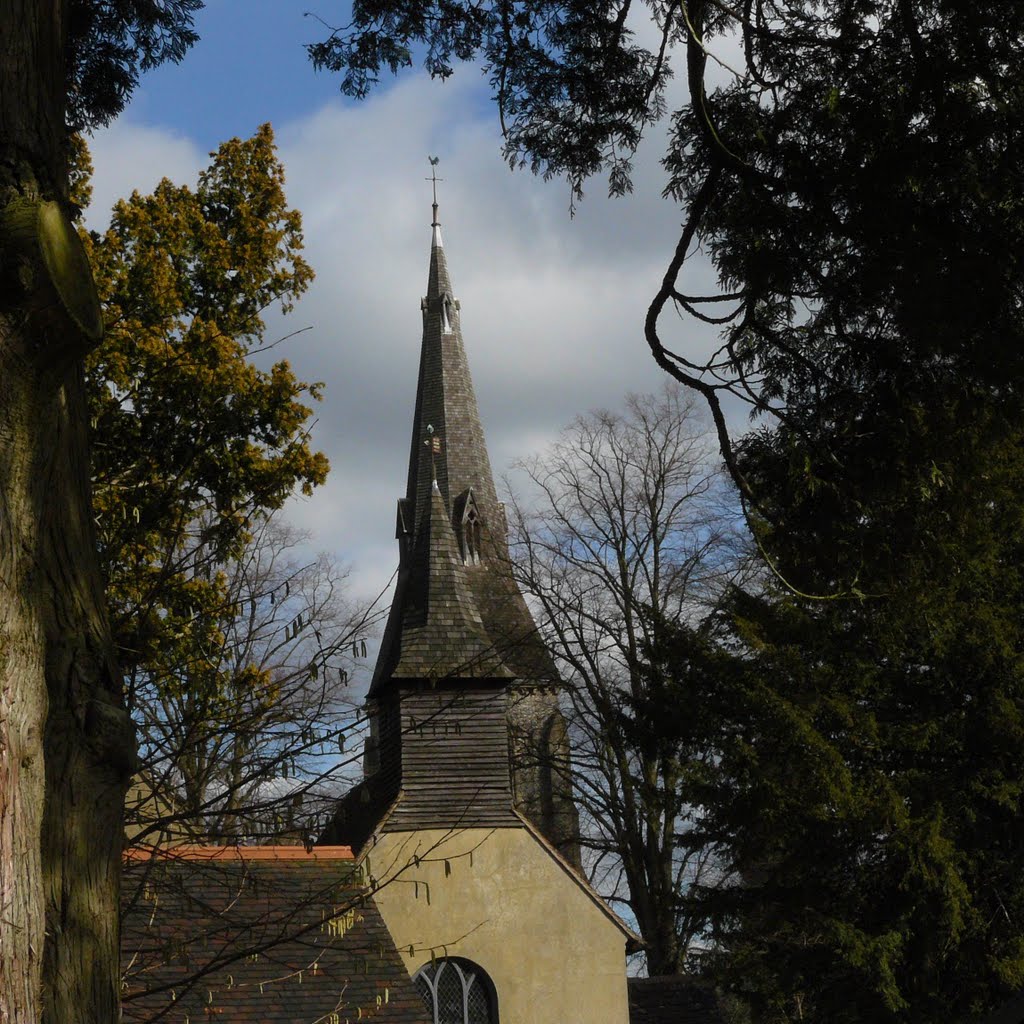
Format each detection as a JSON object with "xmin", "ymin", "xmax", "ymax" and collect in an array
[{"xmin": 124, "ymin": 844, "xmax": 355, "ymax": 861}]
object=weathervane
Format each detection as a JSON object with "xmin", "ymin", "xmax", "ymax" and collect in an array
[{"xmin": 426, "ymin": 155, "xmax": 443, "ymax": 226}]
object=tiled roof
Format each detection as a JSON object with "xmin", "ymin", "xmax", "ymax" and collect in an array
[
  {"xmin": 628, "ymin": 976, "xmax": 729, "ymax": 1024},
  {"xmin": 121, "ymin": 846, "xmax": 430, "ymax": 1024}
]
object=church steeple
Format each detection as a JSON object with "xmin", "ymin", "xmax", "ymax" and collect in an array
[
  {"xmin": 370, "ymin": 179, "xmax": 507, "ymax": 692},
  {"xmin": 329, "ymin": 178, "xmax": 580, "ymax": 866},
  {"xmin": 400, "ymin": 180, "xmax": 501, "ymax": 560}
]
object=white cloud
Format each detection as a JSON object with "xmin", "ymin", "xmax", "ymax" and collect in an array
[
  {"xmin": 88, "ymin": 68, "xmax": 728, "ymax": 609},
  {"xmin": 84, "ymin": 121, "xmax": 206, "ymax": 231}
]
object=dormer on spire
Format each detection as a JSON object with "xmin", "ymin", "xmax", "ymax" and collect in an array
[
  {"xmin": 376, "ymin": 476, "xmax": 511, "ymax": 684},
  {"xmin": 453, "ymin": 488, "xmax": 483, "ymax": 565}
]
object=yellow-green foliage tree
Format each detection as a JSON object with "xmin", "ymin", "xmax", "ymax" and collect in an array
[
  {"xmin": 83, "ymin": 124, "xmax": 322, "ymax": 652},
  {"xmin": 78, "ymin": 127, "xmax": 368, "ymax": 843}
]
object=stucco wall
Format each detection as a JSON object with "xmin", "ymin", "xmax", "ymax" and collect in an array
[{"xmin": 364, "ymin": 827, "xmax": 630, "ymax": 1024}]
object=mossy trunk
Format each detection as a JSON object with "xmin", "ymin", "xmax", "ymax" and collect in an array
[{"xmin": 0, "ymin": 2, "xmax": 134, "ymax": 1021}]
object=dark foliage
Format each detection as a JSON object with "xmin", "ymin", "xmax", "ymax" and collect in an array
[
  {"xmin": 66, "ymin": 0, "xmax": 203, "ymax": 131},
  {"xmin": 312, "ymin": 4, "xmax": 1024, "ymax": 1021},
  {"xmin": 687, "ymin": 422, "xmax": 1024, "ymax": 1022},
  {"xmin": 307, "ymin": 1, "xmax": 673, "ymax": 199}
]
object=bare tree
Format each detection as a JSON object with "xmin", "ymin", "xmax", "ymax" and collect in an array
[
  {"xmin": 507, "ymin": 385, "xmax": 748, "ymax": 975},
  {"xmin": 125, "ymin": 516, "xmax": 387, "ymax": 850}
]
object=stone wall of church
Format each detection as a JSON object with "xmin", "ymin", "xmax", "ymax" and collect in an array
[{"xmin": 365, "ymin": 827, "xmax": 631, "ymax": 1024}]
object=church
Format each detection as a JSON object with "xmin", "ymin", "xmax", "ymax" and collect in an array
[
  {"xmin": 121, "ymin": 191, "xmax": 646, "ymax": 1024},
  {"xmin": 317, "ymin": 187, "xmax": 639, "ymax": 1021}
]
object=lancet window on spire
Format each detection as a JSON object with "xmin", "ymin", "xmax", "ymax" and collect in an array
[
  {"xmin": 464, "ymin": 505, "xmax": 481, "ymax": 564},
  {"xmin": 439, "ymin": 291, "xmax": 459, "ymax": 335},
  {"xmin": 454, "ymin": 489, "xmax": 483, "ymax": 565}
]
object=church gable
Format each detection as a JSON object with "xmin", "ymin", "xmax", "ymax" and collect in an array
[{"xmin": 366, "ymin": 827, "xmax": 638, "ymax": 1024}]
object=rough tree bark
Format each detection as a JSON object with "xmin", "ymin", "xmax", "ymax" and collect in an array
[{"xmin": 0, "ymin": 2, "xmax": 135, "ymax": 1021}]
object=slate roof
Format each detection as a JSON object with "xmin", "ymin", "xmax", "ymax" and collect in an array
[
  {"xmin": 121, "ymin": 846, "xmax": 430, "ymax": 1024},
  {"xmin": 386, "ymin": 482, "xmax": 512, "ymax": 681},
  {"xmin": 628, "ymin": 976, "xmax": 730, "ymax": 1024},
  {"xmin": 369, "ymin": 204, "xmax": 551, "ymax": 696}
]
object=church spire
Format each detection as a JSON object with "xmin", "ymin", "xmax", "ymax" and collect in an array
[
  {"xmin": 369, "ymin": 172, "xmax": 507, "ymax": 691},
  {"xmin": 329, "ymin": 180, "xmax": 582, "ymax": 866},
  {"xmin": 403, "ymin": 164, "xmax": 501, "ymax": 557}
]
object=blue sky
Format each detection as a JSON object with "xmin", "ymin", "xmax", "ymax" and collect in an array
[
  {"xmin": 128, "ymin": 2, "xmax": 343, "ymax": 143},
  {"xmin": 87, "ymin": 0, "xmax": 730, "ymax": 639}
]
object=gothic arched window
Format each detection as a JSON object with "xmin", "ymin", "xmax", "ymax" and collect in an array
[
  {"xmin": 463, "ymin": 504, "xmax": 482, "ymax": 564},
  {"xmin": 413, "ymin": 958, "xmax": 498, "ymax": 1024},
  {"xmin": 453, "ymin": 489, "xmax": 484, "ymax": 565}
]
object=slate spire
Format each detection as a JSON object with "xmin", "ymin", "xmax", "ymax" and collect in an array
[
  {"xmin": 404, "ymin": 188, "xmax": 501, "ymax": 546},
  {"xmin": 370, "ymin": 188, "xmax": 508, "ymax": 692},
  {"xmin": 325, "ymin": 186, "xmax": 582, "ymax": 866}
]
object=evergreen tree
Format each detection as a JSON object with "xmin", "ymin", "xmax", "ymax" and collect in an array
[
  {"xmin": 82, "ymin": 124, "xmax": 324, "ymax": 686},
  {"xmin": 313, "ymin": 4, "xmax": 1024, "ymax": 1020},
  {"xmin": 75, "ymin": 127, "xmax": 382, "ymax": 845},
  {"xmin": 684, "ymin": 429, "xmax": 1024, "ymax": 1023}
]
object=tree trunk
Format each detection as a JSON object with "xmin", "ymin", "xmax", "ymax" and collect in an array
[{"xmin": 0, "ymin": 2, "xmax": 135, "ymax": 1021}]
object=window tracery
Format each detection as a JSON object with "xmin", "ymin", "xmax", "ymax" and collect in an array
[{"xmin": 413, "ymin": 958, "xmax": 497, "ymax": 1024}]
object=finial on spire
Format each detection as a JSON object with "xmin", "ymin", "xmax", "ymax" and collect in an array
[{"xmin": 426, "ymin": 156, "xmax": 444, "ymax": 245}]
